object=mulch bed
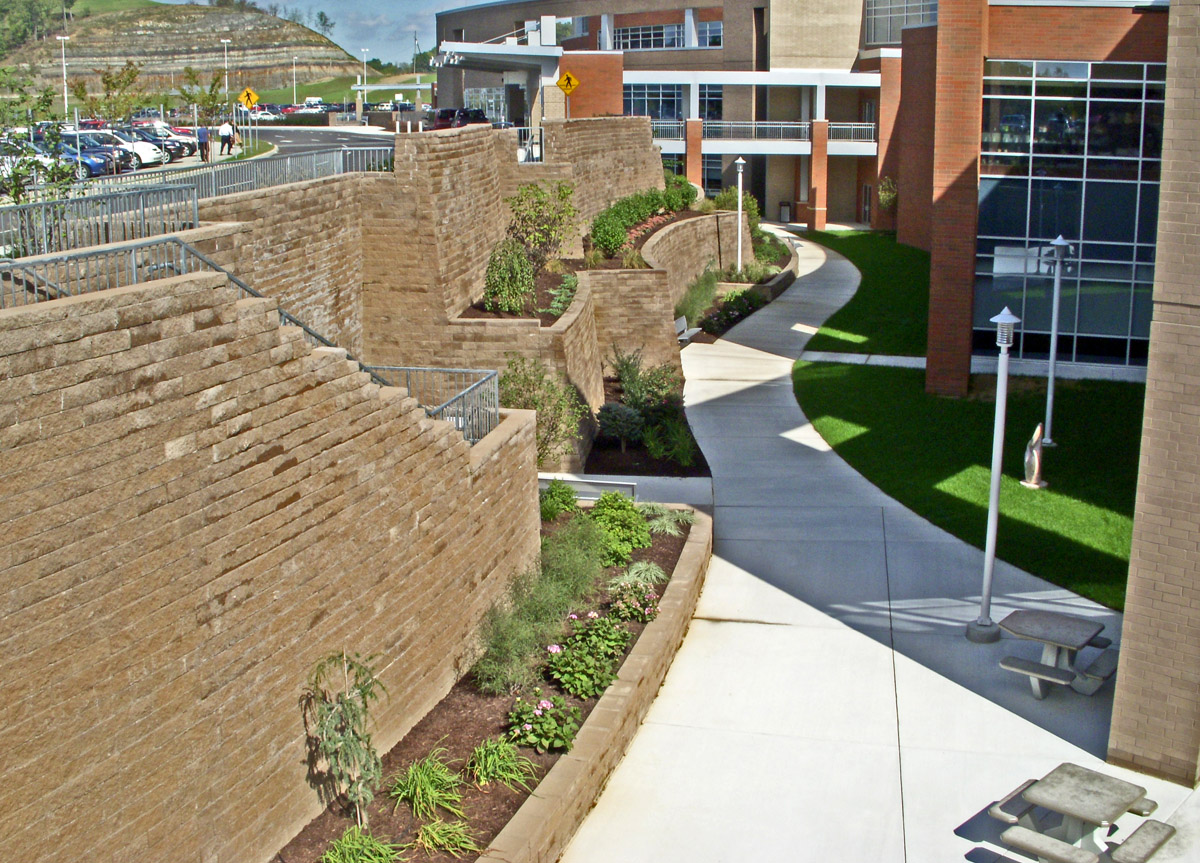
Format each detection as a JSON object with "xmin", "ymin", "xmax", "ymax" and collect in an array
[
  {"xmin": 584, "ymin": 378, "xmax": 712, "ymax": 478},
  {"xmin": 272, "ymin": 524, "xmax": 689, "ymax": 863}
]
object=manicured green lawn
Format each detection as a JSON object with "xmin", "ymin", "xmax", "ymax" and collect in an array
[
  {"xmin": 792, "ymin": 361, "xmax": 1144, "ymax": 609},
  {"xmin": 798, "ymin": 230, "xmax": 929, "ymax": 356}
]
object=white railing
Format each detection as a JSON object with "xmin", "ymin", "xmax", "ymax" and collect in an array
[
  {"xmin": 828, "ymin": 123, "xmax": 878, "ymax": 142},
  {"xmin": 651, "ymin": 120, "xmax": 685, "ymax": 140},
  {"xmin": 702, "ymin": 121, "xmax": 811, "ymax": 141}
]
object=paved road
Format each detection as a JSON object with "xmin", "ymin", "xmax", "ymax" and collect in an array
[{"xmin": 255, "ymin": 125, "xmax": 394, "ymax": 154}]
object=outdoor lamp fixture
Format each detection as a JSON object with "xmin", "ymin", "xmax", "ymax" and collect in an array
[
  {"xmin": 966, "ymin": 306, "xmax": 1022, "ymax": 644},
  {"xmin": 735, "ymin": 156, "xmax": 747, "ymax": 272},
  {"xmin": 292, "ymin": 56, "xmax": 298, "ymax": 106},
  {"xmin": 220, "ymin": 38, "xmax": 231, "ymax": 101},
  {"xmin": 56, "ymin": 36, "xmax": 69, "ymax": 116},
  {"xmin": 362, "ymin": 49, "xmax": 369, "ymax": 90},
  {"xmin": 1043, "ymin": 235, "xmax": 1072, "ymax": 447}
]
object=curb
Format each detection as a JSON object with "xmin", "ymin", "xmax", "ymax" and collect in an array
[{"xmin": 477, "ymin": 506, "xmax": 713, "ymax": 863}]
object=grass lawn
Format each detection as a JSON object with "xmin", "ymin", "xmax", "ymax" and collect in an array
[
  {"xmin": 792, "ymin": 361, "xmax": 1144, "ymax": 610},
  {"xmin": 797, "ymin": 230, "xmax": 929, "ymax": 356},
  {"xmin": 75, "ymin": 0, "xmax": 159, "ymax": 14}
]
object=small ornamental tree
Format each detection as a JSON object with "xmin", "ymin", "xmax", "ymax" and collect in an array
[
  {"xmin": 301, "ymin": 651, "xmax": 388, "ymax": 827},
  {"xmin": 877, "ymin": 175, "xmax": 898, "ymax": 212},
  {"xmin": 505, "ymin": 181, "xmax": 579, "ymax": 272},
  {"xmin": 70, "ymin": 60, "xmax": 145, "ymax": 124},
  {"xmin": 484, "ymin": 237, "xmax": 535, "ymax": 314},
  {"xmin": 498, "ymin": 355, "xmax": 587, "ymax": 467},
  {"xmin": 597, "ymin": 402, "xmax": 644, "ymax": 452}
]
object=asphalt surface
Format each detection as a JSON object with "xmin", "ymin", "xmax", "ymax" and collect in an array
[{"xmin": 254, "ymin": 125, "xmax": 394, "ymax": 154}]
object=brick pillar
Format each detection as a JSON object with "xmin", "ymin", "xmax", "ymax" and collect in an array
[
  {"xmin": 925, "ymin": 0, "xmax": 987, "ymax": 398},
  {"xmin": 1108, "ymin": 0, "xmax": 1200, "ymax": 788},
  {"xmin": 875, "ymin": 56, "xmax": 902, "ymax": 231},
  {"xmin": 793, "ymin": 158, "xmax": 806, "ymax": 224},
  {"xmin": 685, "ymin": 119, "xmax": 703, "ymax": 188},
  {"xmin": 808, "ymin": 119, "xmax": 828, "ymax": 232}
]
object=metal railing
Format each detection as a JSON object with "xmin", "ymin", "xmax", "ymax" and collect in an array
[
  {"xmin": 702, "ymin": 121, "xmax": 811, "ymax": 141},
  {"xmin": 828, "ymin": 122, "xmax": 878, "ymax": 142},
  {"xmin": 515, "ymin": 127, "xmax": 544, "ymax": 163},
  {"xmin": 82, "ymin": 147, "xmax": 394, "ymax": 200},
  {"xmin": 651, "ymin": 120, "xmax": 685, "ymax": 140},
  {"xmin": 365, "ymin": 366, "xmax": 500, "ymax": 444},
  {"xmin": 0, "ymin": 184, "xmax": 199, "ymax": 259}
]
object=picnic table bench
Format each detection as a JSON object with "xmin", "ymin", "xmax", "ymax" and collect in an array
[{"xmin": 998, "ymin": 609, "xmax": 1119, "ymax": 698}]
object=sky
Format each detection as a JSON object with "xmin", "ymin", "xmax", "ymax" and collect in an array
[{"xmin": 153, "ymin": 1, "xmax": 466, "ymax": 65}]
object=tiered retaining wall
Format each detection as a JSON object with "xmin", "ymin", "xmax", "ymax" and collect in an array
[
  {"xmin": 642, "ymin": 211, "xmax": 752, "ymax": 307},
  {"xmin": 0, "ymin": 273, "xmax": 540, "ymax": 863}
]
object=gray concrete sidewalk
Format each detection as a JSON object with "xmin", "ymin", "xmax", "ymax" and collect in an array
[{"xmin": 559, "ymin": 238, "xmax": 1198, "ymax": 862}]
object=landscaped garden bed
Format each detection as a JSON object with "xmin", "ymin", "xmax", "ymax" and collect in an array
[{"xmin": 273, "ymin": 488, "xmax": 711, "ymax": 862}]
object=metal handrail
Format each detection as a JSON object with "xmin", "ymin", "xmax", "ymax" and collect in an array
[
  {"xmin": 651, "ymin": 120, "xmax": 685, "ymax": 141},
  {"xmin": 702, "ymin": 121, "xmax": 812, "ymax": 141},
  {"xmin": 363, "ymin": 366, "xmax": 500, "ymax": 444},
  {"xmin": 82, "ymin": 147, "xmax": 394, "ymax": 201},
  {"xmin": 828, "ymin": 122, "xmax": 878, "ymax": 142},
  {"xmin": 514, "ymin": 127, "xmax": 543, "ymax": 163},
  {"xmin": 0, "ymin": 184, "xmax": 199, "ymax": 258}
]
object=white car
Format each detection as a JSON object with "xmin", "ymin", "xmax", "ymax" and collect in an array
[{"xmin": 88, "ymin": 128, "xmax": 168, "ymax": 168}]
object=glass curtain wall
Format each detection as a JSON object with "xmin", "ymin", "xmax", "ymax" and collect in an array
[
  {"xmin": 976, "ymin": 59, "xmax": 1164, "ymax": 365},
  {"xmin": 623, "ymin": 84, "xmax": 684, "ymax": 119}
]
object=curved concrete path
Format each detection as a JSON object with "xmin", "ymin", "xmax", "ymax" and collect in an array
[{"xmin": 559, "ymin": 239, "xmax": 1197, "ymax": 862}]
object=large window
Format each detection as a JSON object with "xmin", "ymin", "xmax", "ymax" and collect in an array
[
  {"xmin": 614, "ymin": 24, "xmax": 684, "ymax": 50},
  {"xmin": 624, "ymin": 84, "xmax": 684, "ymax": 120},
  {"xmin": 702, "ymin": 155, "xmax": 723, "ymax": 198},
  {"xmin": 976, "ymin": 60, "xmax": 1164, "ymax": 365},
  {"xmin": 697, "ymin": 20, "xmax": 723, "ymax": 48},
  {"xmin": 865, "ymin": 0, "xmax": 937, "ymax": 46},
  {"xmin": 699, "ymin": 84, "xmax": 723, "ymax": 120}
]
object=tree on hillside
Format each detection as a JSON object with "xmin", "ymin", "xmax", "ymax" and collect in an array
[
  {"xmin": 0, "ymin": 0, "xmax": 57, "ymax": 59},
  {"xmin": 70, "ymin": 60, "xmax": 145, "ymax": 122},
  {"xmin": 314, "ymin": 11, "xmax": 334, "ymax": 37},
  {"xmin": 0, "ymin": 66, "xmax": 76, "ymax": 204},
  {"xmin": 177, "ymin": 67, "xmax": 225, "ymax": 126}
]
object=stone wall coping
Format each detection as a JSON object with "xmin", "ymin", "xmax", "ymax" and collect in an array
[
  {"xmin": 477, "ymin": 506, "xmax": 713, "ymax": 863},
  {"xmin": 470, "ymin": 408, "xmax": 537, "ymax": 472}
]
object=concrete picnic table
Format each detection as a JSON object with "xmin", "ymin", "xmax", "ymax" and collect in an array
[
  {"xmin": 998, "ymin": 609, "xmax": 1114, "ymax": 698},
  {"xmin": 1024, "ymin": 762, "xmax": 1147, "ymax": 851}
]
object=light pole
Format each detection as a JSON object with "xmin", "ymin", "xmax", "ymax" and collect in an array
[
  {"xmin": 967, "ymin": 306, "xmax": 1022, "ymax": 644},
  {"xmin": 1043, "ymin": 235, "xmax": 1071, "ymax": 447},
  {"xmin": 362, "ymin": 48, "xmax": 369, "ymax": 92},
  {"xmin": 292, "ymin": 56, "xmax": 298, "ymax": 106},
  {"xmin": 57, "ymin": 36, "xmax": 69, "ymax": 116},
  {"xmin": 220, "ymin": 38, "xmax": 231, "ymax": 103},
  {"xmin": 735, "ymin": 156, "xmax": 746, "ymax": 272}
]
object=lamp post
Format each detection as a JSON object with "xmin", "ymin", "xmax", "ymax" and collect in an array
[
  {"xmin": 292, "ymin": 56, "xmax": 298, "ymax": 106},
  {"xmin": 967, "ymin": 306, "xmax": 1022, "ymax": 644},
  {"xmin": 1043, "ymin": 235, "xmax": 1071, "ymax": 447},
  {"xmin": 735, "ymin": 156, "xmax": 746, "ymax": 272},
  {"xmin": 56, "ymin": 36, "xmax": 69, "ymax": 116},
  {"xmin": 220, "ymin": 38, "xmax": 231, "ymax": 103}
]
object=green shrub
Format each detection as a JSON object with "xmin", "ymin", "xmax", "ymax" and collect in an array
[
  {"xmin": 638, "ymin": 502, "xmax": 697, "ymax": 536},
  {"xmin": 589, "ymin": 186, "xmax": 673, "ymax": 257},
  {"xmin": 610, "ymin": 582, "xmax": 661, "ymax": 623},
  {"xmin": 675, "ymin": 268, "xmax": 719, "ymax": 326},
  {"xmin": 498, "ymin": 355, "xmax": 587, "ymax": 467},
  {"xmin": 505, "ymin": 181, "xmax": 579, "ymax": 273},
  {"xmin": 643, "ymin": 414, "xmax": 698, "ymax": 467},
  {"xmin": 711, "ymin": 187, "xmax": 761, "ymax": 233},
  {"xmin": 301, "ymin": 652, "xmax": 387, "ymax": 828},
  {"xmin": 484, "ymin": 238, "xmax": 535, "ymax": 314},
  {"xmin": 388, "ymin": 744, "xmax": 464, "ymax": 820},
  {"xmin": 620, "ymin": 247, "xmax": 649, "ymax": 269},
  {"xmin": 321, "ymin": 826, "xmax": 402, "ymax": 863},
  {"xmin": 597, "ymin": 402, "xmax": 644, "ymax": 452},
  {"xmin": 508, "ymin": 688, "xmax": 581, "ymax": 753},
  {"xmin": 545, "ymin": 613, "xmax": 633, "ymax": 698},
  {"xmin": 539, "ymin": 479, "xmax": 579, "ymax": 521},
  {"xmin": 611, "ymin": 560, "xmax": 667, "ymax": 588},
  {"xmin": 590, "ymin": 210, "xmax": 628, "ymax": 257},
  {"xmin": 722, "ymin": 258, "xmax": 781, "ymax": 284},
  {"xmin": 878, "ymin": 175, "xmax": 898, "ymax": 211},
  {"xmin": 590, "ymin": 492, "xmax": 652, "ymax": 566},
  {"xmin": 608, "ymin": 345, "xmax": 683, "ymax": 422},
  {"xmin": 406, "ymin": 820, "xmax": 481, "ymax": 858},
  {"xmin": 700, "ymin": 288, "xmax": 769, "ymax": 334},
  {"xmin": 752, "ymin": 231, "xmax": 789, "ymax": 264},
  {"xmin": 464, "ymin": 737, "xmax": 538, "ymax": 791},
  {"xmin": 539, "ymin": 272, "xmax": 578, "ymax": 317},
  {"xmin": 664, "ymin": 171, "xmax": 698, "ymax": 209}
]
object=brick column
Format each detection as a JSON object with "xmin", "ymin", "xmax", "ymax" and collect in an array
[
  {"xmin": 808, "ymin": 119, "xmax": 828, "ymax": 232},
  {"xmin": 925, "ymin": 0, "xmax": 988, "ymax": 398},
  {"xmin": 685, "ymin": 119, "xmax": 703, "ymax": 188},
  {"xmin": 1108, "ymin": 0, "xmax": 1200, "ymax": 788},
  {"xmin": 874, "ymin": 56, "xmax": 902, "ymax": 231}
]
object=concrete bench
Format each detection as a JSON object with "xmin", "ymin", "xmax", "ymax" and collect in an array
[
  {"xmin": 1111, "ymin": 819, "xmax": 1175, "ymax": 863},
  {"xmin": 1128, "ymin": 798, "xmax": 1158, "ymax": 818},
  {"xmin": 1071, "ymin": 648, "xmax": 1120, "ymax": 695},
  {"xmin": 1001, "ymin": 655, "xmax": 1076, "ymax": 698},
  {"xmin": 1088, "ymin": 634, "xmax": 1112, "ymax": 649},
  {"xmin": 989, "ymin": 779, "xmax": 1040, "ymax": 829},
  {"xmin": 675, "ymin": 316, "xmax": 702, "ymax": 345},
  {"xmin": 1001, "ymin": 825, "xmax": 1099, "ymax": 863}
]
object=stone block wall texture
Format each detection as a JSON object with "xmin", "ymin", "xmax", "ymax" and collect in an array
[
  {"xmin": 581, "ymin": 269, "xmax": 681, "ymax": 372},
  {"xmin": 1109, "ymin": 0, "xmax": 1200, "ymax": 788},
  {"xmin": 642, "ymin": 211, "xmax": 752, "ymax": 308},
  {"xmin": 0, "ymin": 273, "xmax": 541, "ymax": 861}
]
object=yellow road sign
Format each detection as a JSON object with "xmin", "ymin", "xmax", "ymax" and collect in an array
[
  {"xmin": 238, "ymin": 87, "xmax": 259, "ymax": 110},
  {"xmin": 556, "ymin": 71, "xmax": 580, "ymax": 96}
]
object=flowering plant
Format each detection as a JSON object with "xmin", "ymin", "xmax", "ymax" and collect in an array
[
  {"xmin": 610, "ymin": 582, "xmax": 660, "ymax": 623},
  {"xmin": 544, "ymin": 614, "xmax": 633, "ymax": 699},
  {"xmin": 507, "ymin": 688, "xmax": 580, "ymax": 753}
]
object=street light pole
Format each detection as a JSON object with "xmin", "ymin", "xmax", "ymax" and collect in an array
[
  {"xmin": 967, "ymin": 306, "xmax": 1022, "ymax": 644},
  {"xmin": 293, "ymin": 56, "xmax": 298, "ymax": 106},
  {"xmin": 735, "ymin": 156, "xmax": 746, "ymax": 272},
  {"xmin": 220, "ymin": 38, "xmax": 231, "ymax": 104},
  {"xmin": 1043, "ymin": 235, "xmax": 1071, "ymax": 447},
  {"xmin": 57, "ymin": 36, "xmax": 69, "ymax": 116}
]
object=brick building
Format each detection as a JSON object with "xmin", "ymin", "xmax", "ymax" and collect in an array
[{"xmin": 435, "ymin": 0, "xmax": 1168, "ymax": 396}]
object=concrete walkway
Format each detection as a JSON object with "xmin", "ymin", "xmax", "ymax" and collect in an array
[{"xmin": 559, "ymin": 239, "xmax": 1198, "ymax": 862}]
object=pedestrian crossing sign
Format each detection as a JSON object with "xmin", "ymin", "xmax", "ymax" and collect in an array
[{"xmin": 238, "ymin": 87, "xmax": 259, "ymax": 110}]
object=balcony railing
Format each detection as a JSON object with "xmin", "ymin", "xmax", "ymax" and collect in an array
[
  {"xmin": 701, "ymin": 121, "xmax": 811, "ymax": 141},
  {"xmin": 828, "ymin": 123, "xmax": 878, "ymax": 142},
  {"xmin": 651, "ymin": 120, "xmax": 685, "ymax": 140}
]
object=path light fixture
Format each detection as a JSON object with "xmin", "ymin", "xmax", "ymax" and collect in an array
[
  {"xmin": 56, "ymin": 36, "xmax": 69, "ymax": 116},
  {"xmin": 220, "ymin": 38, "xmax": 231, "ymax": 103},
  {"xmin": 967, "ymin": 306, "xmax": 1021, "ymax": 644},
  {"xmin": 1043, "ymin": 235, "xmax": 1071, "ymax": 447},
  {"xmin": 735, "ymin": 156, "xmax": 746, "ymax": 272},
  {"xmin": 293, "ymin": 56, "xmax": 298, "ymax": 106}
]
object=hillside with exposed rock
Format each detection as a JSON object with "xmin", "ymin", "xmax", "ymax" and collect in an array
[{"xmin": 7, "ymin": 3, "xmax": 359, "ymax": 94}]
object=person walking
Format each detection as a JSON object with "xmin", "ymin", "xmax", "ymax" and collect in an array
[
  {"xmin": 196, "ymin": 124, "xmax": 210, "ymax": 162},
  {"xmin": 218, "ymin": 120, "xmax": 233, "ymax": 156}
]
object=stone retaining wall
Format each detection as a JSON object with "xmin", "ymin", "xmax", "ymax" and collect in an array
[
  {"xmin": 642, "ymin": 211, "xmax": 752, "ymax": 307},
  {"xmin": 580, "ymin": 268, "xmax": 682, "ymax": 372}
]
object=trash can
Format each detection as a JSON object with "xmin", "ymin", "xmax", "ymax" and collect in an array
[{"xmin": 779, "ymin": 201, "xmax": 792, "ymax": 223}]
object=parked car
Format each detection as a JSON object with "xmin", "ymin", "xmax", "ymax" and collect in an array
[
  {"xmin": 0, "ymin": 139, "xmax": 56, "ymax": 186},
  {"xmin": 133, "ymin": 120, "xmax": 198, "ymax": 155},
  {"xmin": 118, "ymin": 126, "xmax": 187, "ymax": 162},
  {"xmin": 41, "ymin": 141, "xmax": 108, "ymax": 179},
  {"xmin": 76, "ymin": 128, "xmax": 166, "ymax": 169},
  {"xmin": 61, "ymin": 131, "xmax": 133, "ymax": 173}
]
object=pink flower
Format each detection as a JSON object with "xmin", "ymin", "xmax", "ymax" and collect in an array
[
  {"xmin": 538, "ymin": 700, "xmax": 553, "ymax": 710},
  {"xmin": 568, "ymin": 613, "xmax": 579, "ymax": 620},
  {"xmin": 533, "ymin": 709, "xmax": 543, "ymax": 716},
  {"xmin": 587, "ymin": 611, "xmax": 600, "ymax": 619},
  {"xmin": 523, "ymin": 723, "xmax": 533, "ymax": 731},
  {"xmin": 547, "ymin": 644, "xmax": 562, "ymax": 654}
]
